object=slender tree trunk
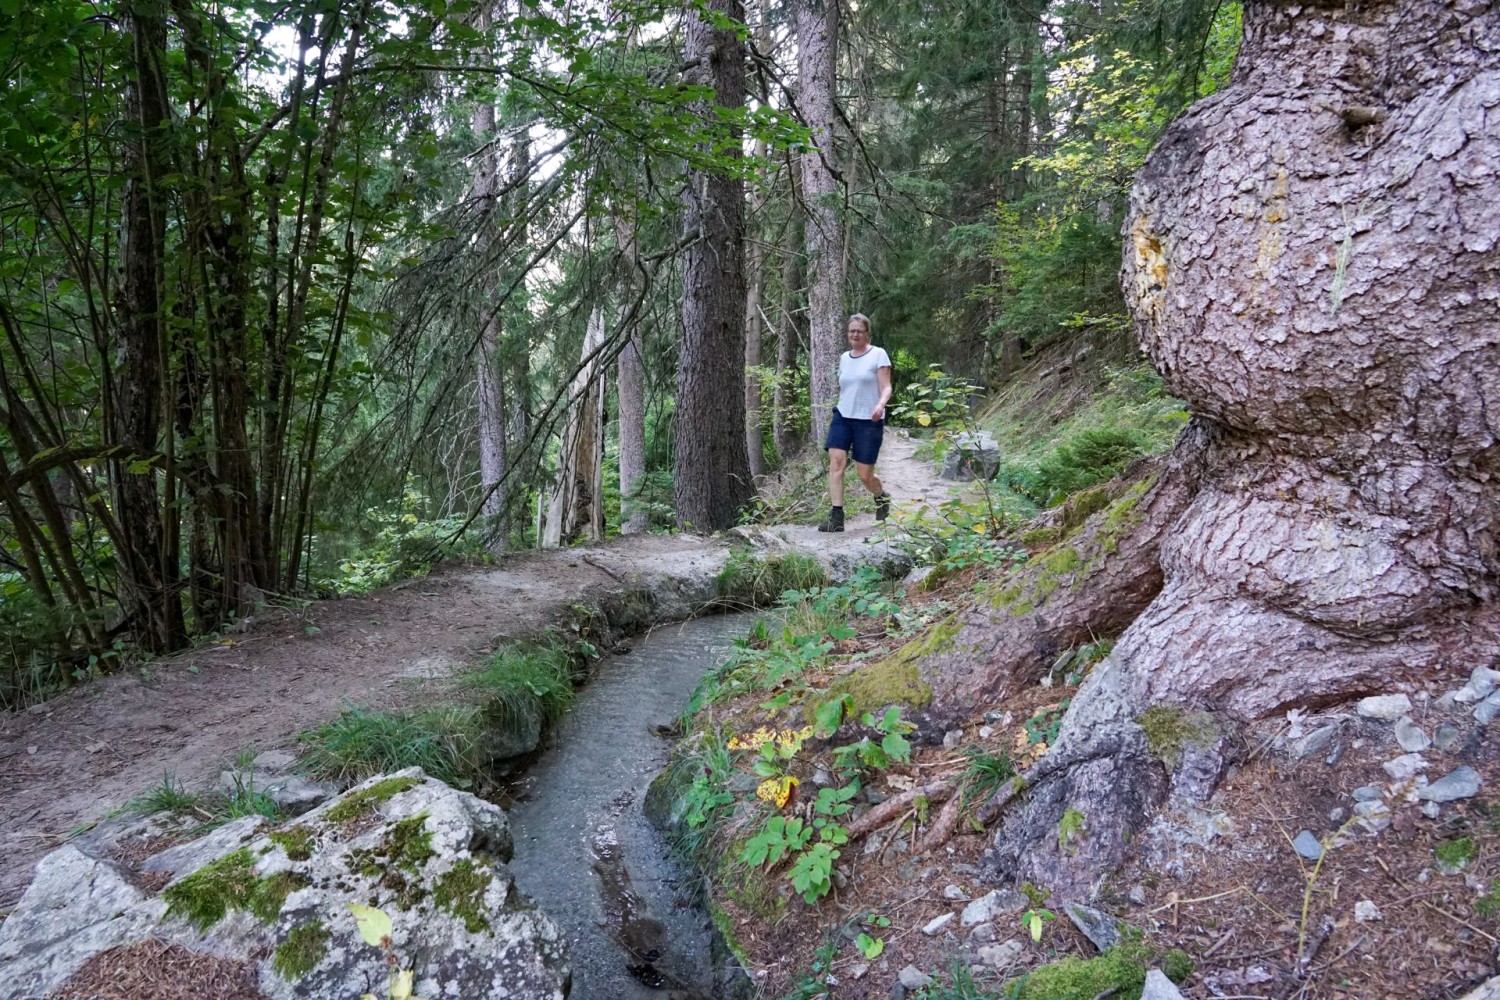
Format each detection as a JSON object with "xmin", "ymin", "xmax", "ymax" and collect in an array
[
  {"xmin": 615, "ymin": 214, "xmax": 648, "ymax": 535},
  {"xmin": 773, "ymin": 155, "xmax": 805, "ymax": 459},
  {"xmin": 544, "ymin": 307, "xmax": 607, "ymax": 546},
  {"xmin": 744, "ymin": 135, "xmax": 768, "ymax": 482},
  {"xmin": 796, "ymin": 0, "xmax": 843, "ymax": 439},
  {"xmin": 674, "ymin": 0, "xmax": 754, "ymax": 532}
]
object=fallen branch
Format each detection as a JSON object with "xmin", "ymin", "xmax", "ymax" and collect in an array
[
  {"xmin": 845, "ymin": 780, "xmax": 952, "ymax": 840},
  {"xmin": 918, "ymin": 790, "xmax": 964, "ymax": 853}
]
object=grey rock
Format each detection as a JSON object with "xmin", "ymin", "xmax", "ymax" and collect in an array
[
  {"xmin": 1416, "ymin": 766, "xmax": 1482, "ymax": 803},
  {"xmin": 922, "ymin": 913, "xmax": 956, "ymax": 936},
  {"xmin": 1434, "ymin": 691, "xmax": 1460, "ymax": 711},
  {"xmin": 1064, "ymin": 902, "xmax": 1121, "ymax": 953},
  {"xmin": 1354, "ymin": 900, "xmax": 1382, "ymax": 922},
  {"xmin": 976, "ymin": 940, "xmax": 1023, "ymax": 968},
  {"xmin": 1422, "ymin": 800, "xmax": 1442, "ymax": 819},
  {"xmin": 1292, "ymin": 724, "xmax": 1339, "ymax": 759},
  {"xmin": 1352, "ymin": 799, "xmax": 1393, "ymax": 834},
  {"xmin": 898, "ymin": 964, "xmax": 934, "ymax": 990},
  {"xmin": 901, "ymin": 566, "xmax": 934, "ymax": 590},
  {"xmin": 979, "ymin": 726, "xmax": 993, "ymax": 739},
  {"xmin": 265, "ymin": 775, "xmax": 338, "ymax": 814},
  {"xmin": 943, "ymin": 729, "xmax": 964, "ymax": 749},
  {"xmin": 941, "ymin": 432, "xmax": 1001, "ymax": 481},
  {"xmin": 1357, "ymin": 694, "xmax": 1412, "ymax": 721},
  {"xmin": 1382, "ymin": 753, "xmax": 1428, "ymax": 780},
  {"xmin": 0, "ymin": 769, "xmax": 567, "ymax": 1000},
  {"xmin": 942, "ymin": 884, "xmax": 968, "ymax": 901},
  {"xmin": 961, "ymin": 889, "xmax": 1028, "ymax": 926},
  {"xmin": 1395, "ymin": 717, "xmax": 1432, "ymax": 753},
  {"xmin": 1351, "ymin": 785, "xmax": 1384, "ymax": 802},
  {"xmin": 1475, "ymin": 691, "xmax": 1500, "ymax": 725},
  {"xmin": 1128, "ymin": 885, "xmax": 1148, "ymax": 906},
  {"xmin": 890, "ymin": 985, "xmax": 906, "ymax": 1000},
  {"xmin": 982, "ymin": 711, "xmax": 1011, "ymax": 725},
  {"xmin": 951, "ymin": 863, "xmax": 982, "ymax": 876},
  {"xmin": 1292, "ymin": 830, "xmax": 1324, "ymax": 860},
  {"xmin": 1453, "ymin": 666, "xmax": 1500, "ymax": 704},
  {"xmin": 1141, "ymin": 969, "xmax": 1188, "ymax": 1000},
  {"xmin": 968, "ymin": 922, "xmax": 998, "ymax": 944},
  {"xmin": 849, "ymin": 962, "xmax": 870, "ymax": 980},
  {"xmin": 1433, "ymin": 724, "xmax": 1462, "ymax": 751},
  {"xmin": 1328, "ymin": 807, "xmax": 1347, "ymax": 823}
]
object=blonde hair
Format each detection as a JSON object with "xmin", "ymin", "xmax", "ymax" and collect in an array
[{"xmin": 848, "ymin": 313, "xmax": 872, "ymax": 336}]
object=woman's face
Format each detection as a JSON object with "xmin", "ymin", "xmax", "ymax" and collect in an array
[{"xmin": 846, "ymin": 320, "xmax": 870, "ymax": 350}]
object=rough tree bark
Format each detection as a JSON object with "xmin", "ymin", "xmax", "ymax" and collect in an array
[
  {"xmin": 615, "ymin": 213, "xmax": 649, "ymax": 536},
  {"xmin": 796, "ymin": 0, "xmax": 843, "ymax": 439},
  {"xmin": 674, "ymin": 0, "xmax": 755, "ymax": 532},
  {"xmin": 929, "ymin": 0, "xmax": 1500, "ymax": 900},
  {"xmin": 773, "ymin": 154, "xmax": 805, "ymax": 459},
  {"xmin": 470, "ymin": 14, "xmax": 508, "ymax": 554}
]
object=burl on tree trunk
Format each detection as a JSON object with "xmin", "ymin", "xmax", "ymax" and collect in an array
[{"xmin": 929, "ymin": 0, "xmax": 1500, "ymax": 899}]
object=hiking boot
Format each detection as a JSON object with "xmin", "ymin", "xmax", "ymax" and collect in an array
[
  {"xmin": 874, "ymin": 492, "xmax": 892, "ymax": 522},
  {"xmin": 818, "ymin": 507, "xmax": 845, "ymax": 532}
]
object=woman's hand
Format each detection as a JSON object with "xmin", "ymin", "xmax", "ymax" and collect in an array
[{"xmin": 871, "ymin": 403, "xmax": 886, "ymax": 422}]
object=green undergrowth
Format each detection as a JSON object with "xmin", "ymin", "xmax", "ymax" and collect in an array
[
  {"xmin": 715, "ymin": 548, "xmax": 827, "ymax": 607},
  {"xmin": 896, "ymin": 935, "xmax": 1193, "ymax": 1000},
  {"xmin": 980, "ymin": 359, "xmax": 1186, "ymax": 516},
  {"xmin": 125, "ymin": 767, "xmax": 286, "ymax": 829}
]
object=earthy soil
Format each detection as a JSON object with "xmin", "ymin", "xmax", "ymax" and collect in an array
[{"xmin": 0, "ymin": 436, "xmax": 951, "ymax": 914}]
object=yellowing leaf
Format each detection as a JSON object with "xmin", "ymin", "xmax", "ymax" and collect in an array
[
  {"xmin": 391, "ymin": 969, "xmax": 416, "ymax": 1000},
  {"xmin": 349, "ymin": 903, "xmax": 392, "ymax": 948},
  {"xmin": 917, "ymin": 413, "xmax": 932, "ymax": 427}
]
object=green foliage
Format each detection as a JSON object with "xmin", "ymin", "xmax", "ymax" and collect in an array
[
  {"xmin": 888, "ymin": 365, "xmax": 978, "ymax": 430},
  {"xmin": 300, "ymin": 708, "xmax": 488, "ymax": 790},
  {"xmin": 433, "ymin": 858, "xmax": 495, "ymax": 933},
  {"xmin": 998, "ymin": 428, "xmax": 1148, "ymax": 508},
  {"xmin": 788, "ymin": 842, "xmax": 840, "ymax": 904},
  {"xmin": 1024, "ymin": 701, "xmax": 1071, "ymax": 748},
  {"xmin": 1475, "ymin": 881, "xmax": 1500, "ymax": 918},
  {"xmin": 741, "ymin": 816, "xmax": 815, "ymax": 868},
  {"xmin": 128, "ymin": 774, "xmax": 203, "ymax": 816},
  {"xmin": 466, "ymin": 642, "xmax": 576, "ymax": 734},
  {"xmin": 715, "ymin": 550, "xmax": 828, "ymax": 607},
  {"xmin": 1437, "ymin": 837, "xmax": 1478, "ymax": 873},
  {"xmin": 959, "ymin": 747, "xmax": 1016, "ymax": 808},
  {"xmin": 1058, "ymin": 808, "xmax": 1087, "ymax": 852}
]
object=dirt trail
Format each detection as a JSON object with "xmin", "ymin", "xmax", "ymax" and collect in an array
[{"xmin": 0, "ymin": 435, "xmax": 953, "ymax": 910}]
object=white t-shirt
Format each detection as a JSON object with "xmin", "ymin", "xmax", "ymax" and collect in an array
[{"xmin": 836, "ymin": 347, "xmax": 892, "ymax": 421}]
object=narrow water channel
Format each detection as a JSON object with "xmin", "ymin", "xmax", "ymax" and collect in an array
[{"xmin": 505, "ymin": 613, "xmax": 753, "ymax": 999}]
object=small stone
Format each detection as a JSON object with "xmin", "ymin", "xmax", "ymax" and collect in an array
[
  {"xmin": 979, "ymin": 726, "xmax": 993, "ymax": 739},
  {"xmin": 968, "ymin": 922, "xmax": 998, "ymax": 944},
  {"xmin": 951, "ymin": 863, "xmax": 981, "ymax": 876},
  {"xmin": 1357, "ymin": 694, "xmax": 1412, "ymax": 720},
  {"xmin": 1328, "ymin": 807, "xmax": 1347, "ymax": 823},
  {"xmin": 1354, "ymin": 900, "xmax": 1382, "ymax": 922},
  {"xmin": 1453, "ymin": 666, "xmax": 1500, "ymax": 704},
  {"xmin": 1394, "ymin": 717, "xmax": 1432, "ymax": 752},
  {"xmin": 849, "ymin": 963, "xmax": 869, "ymax": 980},
  {"xmin": 1433, "ymin": 724, "xmax": 1461, "ymax": 751},
  {"xmin": 898, "ymin": 965, "xmax": 933, "ymax": 990},
  {"xmin": 1292, "ymin": 724, "xmax": 1338, "ymax": 759},
  {"xmin": 1141, "ymin": 969, "xmax": 1188, "ymax": 1000},
  {"xmin": 810, "ymin": 766, "xmax": 835, "ymax": 788},
  {"xmin": 1292, "ymin": 830, "xmax": 1324, "ymax": 860},
  {"xmin": 1416, "ymin": 766, "xmax": 1482, "ymax": 803},
  {"xmin": 890, "ymin": 985, "xmax": 906, "ymax": 1000},
  {"xmin": 961, "ymin": 889, "xmax": 1029, "ymax": 926},
  {"xmin": 983, "ymin": 710, "xmax": 1008, "ymax": 724},
  {"xmin": 1382, "ymin": 753, "xmax": 1428, "ymax": 780},
  {"xmin": 942, "ymin": 884, "xmax": 968, "ymax": 901},
  {"xmin": 977, "ymin": 940, "xmax": 1023, "ymax": 968},
  {"xmin": 1474, "ymin": 691, "xmax": 1500, "ymax": 725},
  {"xmin": 1129, "ymin": 885, "xmax": 1148, "ymax": 906},
  {"xmin": 1352, "ymin": 785, "xmax": 1384, "ymax": 802},
  {"xmin": 943, "ymin": 729, "xmax": 963, "ymax": 749},
  {"xmin": 922, "ymin": 913, "xmax": 956, "ymax": 936},
  {"xmin": 1352, "ymin": 799, "xmax": 1393, "ymax": 834},
  {"xmin": 1434, "ymin": 691, "xmax": 1459, "ymax": 710},
  {"xmin": 1064, "ymin": 902, "xmax": 1121, "ymax": 953},
  {"xmin": 1422, "ymin": 800, "xmax": 1442, "ymax": 819}
]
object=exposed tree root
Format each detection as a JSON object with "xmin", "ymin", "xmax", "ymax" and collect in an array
[
  {"xmin": 845, "ymin": 780, "xmax": 952, "ymax": 841},
  {"xmin": 917, "ymin": 789, "xmax": 964, "ymax": 853}
]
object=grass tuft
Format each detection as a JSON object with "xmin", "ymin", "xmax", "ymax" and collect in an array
[{"xmin": 299, "ymin": 706, "xmax": 488, "ymax": 789}]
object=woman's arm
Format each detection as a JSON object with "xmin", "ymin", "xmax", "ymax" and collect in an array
[{"xmin": 871, "ymin": 364, "xmax": 893, "ymax": 422}]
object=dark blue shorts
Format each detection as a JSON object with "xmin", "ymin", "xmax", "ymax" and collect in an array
[{"xmin": 825, "ymin": 409, "xmax": 884, "ymax": 465}]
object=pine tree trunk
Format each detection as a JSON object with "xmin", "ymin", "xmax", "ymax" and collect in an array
[
  {"xmin": 961, "ymin": 0, "xmax": 1500, "ymax": 901},
  {"xmin": 773, "ymin": 155, "xmax": 805, "ymax": 459},
  {"xmin": 797, "ymin": 0, "xmax": 843, "ymax": 441},
  {"xmin": 470, "ymin": 38, "xmax": 509, "ymax": 554},
  {"xmin": 543, "ymin": 307, "xmax": 606, "ymax": 547},
  {"xmin": 674, "ymin": 0, "xmax": 754, "ymax": 532},
  {"xmin": 616, "ymin": 212, "xmax": 648, "ymax": 535},
  {"xmin": 745, "ymin": 134, "xmax": 768, "ymax": 482}
]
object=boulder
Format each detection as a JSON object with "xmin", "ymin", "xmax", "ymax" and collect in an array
[
  {"xmin": 941, "ymin": 431, "xmax": 1002, "ymax": 481},
  {"xmin": 0, "ymin": 769, "xmax": 569, "ymax": 1000}
]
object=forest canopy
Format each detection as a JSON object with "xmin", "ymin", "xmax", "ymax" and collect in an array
[{"xmin": 0, "ymin": 0, "xmax": 1240, "ymax": 705}]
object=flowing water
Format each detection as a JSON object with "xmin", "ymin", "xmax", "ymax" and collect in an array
[{"xmin": 505, "ymin": 613, "xmax": 752, "ymax": 999}]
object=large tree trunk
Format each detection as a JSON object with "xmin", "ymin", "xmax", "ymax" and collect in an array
[
  {"xmin": 796, "ymin": 0, "xmax": 842, "ymax": 440},
  {"xmin": 940, "ymin": 0, "xmax": 1500, "ymax": 901},
  {"xmin": 111, "ymin": 1, "xmax": 184, "ymax": 653},
  {"xmin": 616, "ymin": 213, "xmax": 649, "ymax": 536},
  {"xmin": 773, "ymin": 155, "xmax": 805, "ymax": 460},
  {"xmin": 674, "ymin": 0, "xmax": 754, "ymax": 533}
]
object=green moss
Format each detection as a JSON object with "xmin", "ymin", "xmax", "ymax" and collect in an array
[
  {"xmin": 1437, "ymin": 837, "xmax": 1478, "ymax": 872},
  {"xmin": 1007, "ymin": 945, "xmax": 1150, "ymax": 1000},
  {"xmin": 1039, "ymin": 546, "xmax": 1083, "ymax": 575},
  {"xmin": 1019, "ymin": 526, "xmax": 1061, "ymax": 548},
  {"xmin": 1161, "ymin": 948, "xmax": 1195, "ymax": 983},
  {"xmin": 826, "ymin": 655, "xmax": 934, "ymax": 716},
  {"xmin": 268, "ymin": 825, "xmax": 316, "ymax": 862},
  {"xmin": 348, "ymin": 814, "xmax": 435, "ymax": 881},
  {"xmin": 1138, "ymin": 706, "xmax": 1219, "ymax": 769},
  {"xmin": 1061, "ymin": 486, "xmax": 1112, "ymax": 530},
  {"xmin": 163, "ymin": 848, "xmax": 306, "ymax": 930},
  {"xmin": 272, "ymin": 920, "xmax": 330, "ymax": 981},
  {"xmin": 1058, "ymin": 808, "xmax": 1086, "ymax": 852},
  {"xmin": 324, "ymin": 775, "xmax": 421, "ymax": 823},
  {"xmin": 708, "ymin": 901, "xmax": 755, "ymax": 969},
  {"xmin": 434, "ymin": 858, "xmax": 493, "ymax": 933}
]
